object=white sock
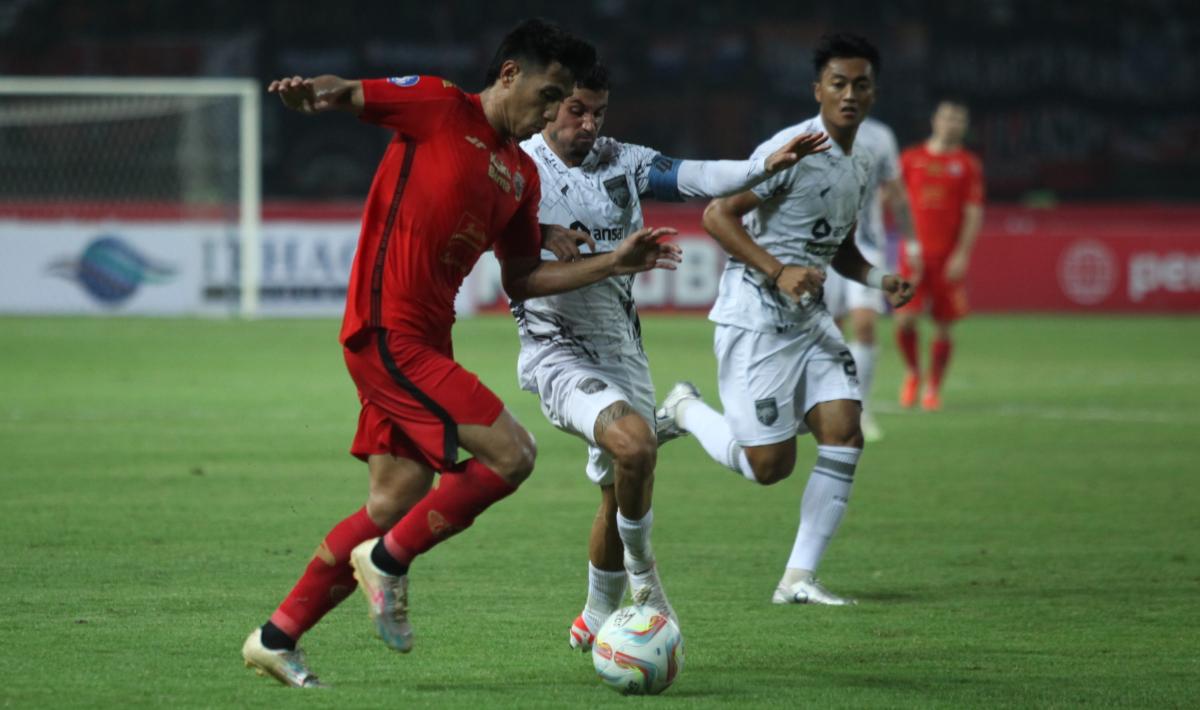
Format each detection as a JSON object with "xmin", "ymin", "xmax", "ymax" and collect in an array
[
  {"xmin": 848, "ymin": 342, "xmax": 877, "ymax": 410},
  {"xmin": 616, "ymin": 509, "xmax": 654, "ymax": 572},
  {"xmin": 583, "ymin": 563, "xmax": 627, "ymax": 632},
  {"xmin": 786, "ymin": 445, "xmax": 861, "ymax": 572},
  {"xmin": 678, "ymin": 398, "xmax": 758, "ymax": 483}
]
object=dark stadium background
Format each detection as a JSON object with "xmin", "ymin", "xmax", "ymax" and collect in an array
[{"xmin": 4, "ymin": 0, "xmax": 1196, "ymax": 202}]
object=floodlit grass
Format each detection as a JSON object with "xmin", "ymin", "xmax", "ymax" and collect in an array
[{"xmin": 2, "ymin": 314, "xmax": 1198, "ymax": 708}]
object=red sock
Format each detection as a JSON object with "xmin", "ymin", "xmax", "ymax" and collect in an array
[
  {"xmin": 930, "ymin": 338, "xmax": 953, "ymax": 390},
  {"xmin": 269, "ymin": 506, "xmax": 383, "ymax": 640},
  {"xmin": 897, "ymin": 328, "xmax": 920, "ymax": 374},
  {"xmin": 382, "ymin": 459, "xmax": 516, "ymax": 565}
]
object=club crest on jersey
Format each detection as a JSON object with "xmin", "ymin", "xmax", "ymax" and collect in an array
[
  {"xmin": 603, "ymin": 176, "xmax": 631, "ymax": 209},
  {"xmin": 755, "ymin": 397, "xmax": 779, "ymax": 426},
  {"xmin": 514, "ymin": 171, "xmax": 526, "ymax": 201},
  {"xmin": 388, "ymin": 75, "xmax": 420, "ymax": 87}
]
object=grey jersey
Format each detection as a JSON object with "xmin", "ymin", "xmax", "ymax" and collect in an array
[
  {"xmin": 709, "ymin": 115, "xmax": 872, "ymax": 334},
  {"xmin": 853, "ymin": 117, "xmax": 901, "ymax": 255},
  {"xmin": 514, "ymin": 134, "xmax": 667, "ymax": 384}
]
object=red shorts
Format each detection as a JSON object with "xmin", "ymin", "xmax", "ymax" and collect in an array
[
  {"xmin": 898, "ymin": 252, "xmax": 969, "ymax": 322},
  {"xmin": 343, "ymin": 329, "xmax": 504, "ymax": 471}
]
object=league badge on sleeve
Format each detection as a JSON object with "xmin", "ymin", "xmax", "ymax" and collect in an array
[{"xmin": 388, "ymin": 75, "xmax": 420, "ymax": 87}]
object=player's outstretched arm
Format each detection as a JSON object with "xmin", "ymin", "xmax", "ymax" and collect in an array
[
  {"xmin": 702, "ymin": 192, "xmax": 824, "ymax": 303},
  {"xmin": 672, "ymin": 133, "xmax": 830, "ymax": 201},
  {"xmin": 831, "ymin": 228, "xmax": 914, "ymax": 308},
  {"xmin": 502, "ymin": 227, "xmax": 680, "ymax": 300},
  {"xmin": 267, "ymin": 75, "xmax": 364, "ymax": 115}
]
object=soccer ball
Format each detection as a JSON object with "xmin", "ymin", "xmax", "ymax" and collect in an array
[{"xmin": 591, "ymin": 605, "xmax": 683, "ymax": 695}]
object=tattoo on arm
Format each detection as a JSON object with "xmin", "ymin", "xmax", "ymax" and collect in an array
[{"xmin": 593, "ymin": 400, "xmax": 638, "ymax": 442}]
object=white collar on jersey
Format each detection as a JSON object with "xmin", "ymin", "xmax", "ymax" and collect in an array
[{"xmin": 812, "ymin": 114, "xmax": 853, "ymax": 158}]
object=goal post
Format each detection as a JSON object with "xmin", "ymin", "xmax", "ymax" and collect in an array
[{"xmin": 0, "ymin": 77, "xmax": 262, "ymax": 317}]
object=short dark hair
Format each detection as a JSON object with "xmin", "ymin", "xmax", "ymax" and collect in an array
[
  {"xmin": 812, "ymin": 32, "xmax": 881, "ymax": 79},
  {"xmin": 576, "ymin": 63, "xmax": 609, "ymax": 92},
  {"xmin": 483, "ymin": 18, "xmax": 596, "ymax": 86}
]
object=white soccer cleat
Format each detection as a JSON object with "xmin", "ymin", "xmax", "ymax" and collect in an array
[
  {"xmin": 771, "ymin": 576, "xmax": 857, "ymax": 606},
  {"xmin": 654, "ymin": 381, "xmax": 701, "ymax": 446},
  {"xmin": 860, "ymin": 410, "xmax": 884, "ymax": 443},
  {"xmin": 349, "ymin": 539, "xmax": 414, "ymax": 653},
  {"xmin": 568, "ymin": 613, "xmax": 597, "ymax": 652},
  {"xmin": 627, "ymin": 559, "xmax": 679, "ymax": 629},
  {"xmin": 241, "ymin": 627, "xmax": 328, "ymax": 688}
]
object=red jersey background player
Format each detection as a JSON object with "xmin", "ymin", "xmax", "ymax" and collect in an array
[
  {"xmin": 242, "ymin": 20, "xmax": 681, "ymax": 688},
  {"xmin": 895, "ymin": 99, "xmax": 984, "ymax": 411}
]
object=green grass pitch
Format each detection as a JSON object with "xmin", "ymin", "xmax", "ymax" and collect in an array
[{"xmin": 2, "ymin": 313, "xmax": 1198, "ymax": 708}]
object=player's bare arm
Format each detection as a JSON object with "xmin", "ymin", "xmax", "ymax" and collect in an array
[
  {"xmin": 267, "ymin": 75, "xmax": 364, "ymax": 115},
  {"xmin": 945, "ymin": 203, "xmax": 983, "ymax": 282},
  {"xmin": 502, "ymin": 226, "xmax": 680, "ymax": 300},
  {"xmin": 831, "ymin": 228, "xmax": 913, "ymax": 308},
  {"xmin": 882, "ymin": 177, "xmax": 922, "ymax": 281},
  {"xmin": 702, "ymin": 191, "xmax": 824, "ymax": 303},
  {"xmin": 540, "ymin": 223, "xmax": 597, "ymax": 262}
]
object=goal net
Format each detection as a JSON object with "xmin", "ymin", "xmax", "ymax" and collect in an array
[{"xmin": 0, "ymin": 78, "xmax": 261, "ymax": 316}]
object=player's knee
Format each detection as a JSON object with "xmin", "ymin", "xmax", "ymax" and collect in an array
[
  {"xmin": 605, "ymin": 418, "xmax": 657, "ymax": 475},
  {"xmin": 491, "ymin": 428, "xmax": 537, "ymax": 485},
  {"xmin": 747, "ymin": 449, "xmax": 795, "ymax": 486},
  {"xmin": 821, "ymin": 427, "xmax": 864, "ymax": 450},
  {"xmin": 366, "ymin": 491, "xmax": 409, "ymax": 528}
]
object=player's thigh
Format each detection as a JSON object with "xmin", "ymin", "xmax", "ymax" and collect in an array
[
  {"xmin": 930, "ymin": 279, "xmax": 970, "ymax": 323},
  {"xmin": 795, "ymin": 317, "xmax": 863, "ymax": 438},
  {"xmin": 714, "ymin": 325, "xmax": 806, "ymax": 447},
  {"xmin": 345, "ymin": 329, "xmax": 508, "ymax": 472},
  {"xmin": 534, "ymin": 360, "xmax": 654, "ymax": 486},
  {"xmin": 804, "ymin": 399, "xmax": 864, "ymax": 448}
]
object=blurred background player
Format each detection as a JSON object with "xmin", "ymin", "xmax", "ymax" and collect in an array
[
  {"xmin": 658, "ymin": 34, "xmax": 913, "ymax": 606},
  {"xmin": 894, "ymin": 99, "xmax": 985, "ymax": 410},
  {"xmin": 822, "ymin": 116, "xmax": 921, "ymax": 441},
  {"xmin": 518, "ymin": 64, "xmax": 830, "ymax": 651},
  {"xmin": 241, "ymin": 20, "xmax": 682, "ymax": 688}
]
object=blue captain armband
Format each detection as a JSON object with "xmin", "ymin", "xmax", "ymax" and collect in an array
[{"xmin": 646, "ymin": 154, "xmax": 684, "ymax": 202}]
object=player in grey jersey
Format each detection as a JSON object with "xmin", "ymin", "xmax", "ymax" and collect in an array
[
  {"xmin": 515, "ymin": 64, "xmax": 829, "ymax": 650},
  {"xmin": 658, "ymin": 34, "xmax": 913, "ymax": 606}
]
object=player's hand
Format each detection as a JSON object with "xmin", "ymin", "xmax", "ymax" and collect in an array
[
  {"xmin": 774, "ymin": 265, "xmax": 825, "ymax": 303},
  {"xmin": 267, "ymin": 76, "xmax": 328, "ymax": 114},
  {"xmin": 764, "ymin": 132, "xmax": 831, "ymax": 173},
  {"xmin": 944, "ymin": 250, "xmax": 969, "ymax": 282},
  {"xmin": 611, "ymin": 227, "xmax": 681, "ymax": 275},
  {"xmin": 541, "ymin": 223, "xmax": 596, "ymax": 262},
  {"xmin": 882, "ymin": 274, "xmax": 915, "ymax": 308}
]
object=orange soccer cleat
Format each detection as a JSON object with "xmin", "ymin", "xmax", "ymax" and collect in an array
[
  {"xmin": 921, "ymin": 386, "xmax": 942, "ymax": 411},
  {"xmin": 899, "ymin": 373, "xmax": 920, "ymax": 409}
]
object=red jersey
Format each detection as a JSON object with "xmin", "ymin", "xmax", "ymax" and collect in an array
[
  {"xmin": 339, "ymin": 75, "xmax": 542, "ymax": 346},
  {"xmin": 899, "ymin": 144, "xmax": 984, "ymax": 259}
]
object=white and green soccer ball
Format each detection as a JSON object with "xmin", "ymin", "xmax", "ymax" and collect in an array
[{"xmin": 591, "ymin": 605, "xmax": 683, "ymax": 695}]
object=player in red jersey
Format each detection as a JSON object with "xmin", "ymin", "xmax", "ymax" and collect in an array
[
  {"xmin": 895, "ymin": 99, "xmax": 984, "ymax": 411},
  {"xmin": 241, "ymin": 20, "xmax": 681, "ymax": 688}
]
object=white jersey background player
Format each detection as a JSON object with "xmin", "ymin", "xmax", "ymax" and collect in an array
[
  {"xmin": 657, "ymin": 34, "xmax": 913, "ymax": 606},
  {"xmin": 823, "ymin": 117, "xmax": 921, "ymax": 441},
  {"xmin": 514, "ymin": 64, "xmax": 830, "ymax": 650}
]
